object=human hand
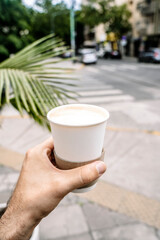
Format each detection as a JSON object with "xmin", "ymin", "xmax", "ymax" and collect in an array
[{"xmin": 0, "ymin": 138, "xmax": 106, "ymax": 240}]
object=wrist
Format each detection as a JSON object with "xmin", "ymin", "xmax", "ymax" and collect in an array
[{"xmin": 0, "ymin": 202, "xmax": 39, "ymax": 240}]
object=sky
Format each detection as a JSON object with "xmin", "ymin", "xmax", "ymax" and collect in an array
[{"xmin": 23, "ymin": 0, "xmax": 81, "ymax": 9}]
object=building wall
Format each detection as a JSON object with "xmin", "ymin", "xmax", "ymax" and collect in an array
[
  {"xmin": 129, "ymin": 0, "xmax": 160, "ymax": 37},
  {"xmin": 81, "ymin": 0, "xmax": 160, "ymax": 55}
]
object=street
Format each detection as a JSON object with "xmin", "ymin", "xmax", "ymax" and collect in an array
[
  {"xmin": 73, "ymin": 58, "xmax": 160, "ymax": 131},
  {"xmin": 0, "ymin": 58, "xmax": 160, "ymax": 239}
]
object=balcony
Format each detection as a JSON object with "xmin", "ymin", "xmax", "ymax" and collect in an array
[{"xmin": 137, "ymin": 1, "xmax": 160, "ymax": 16}]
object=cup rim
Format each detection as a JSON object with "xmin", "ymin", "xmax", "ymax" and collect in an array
[{"xmin": 47, "ymin": 104, "xmax": 110, "ymax": 127}]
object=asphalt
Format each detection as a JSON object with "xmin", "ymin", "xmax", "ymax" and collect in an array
[{"xmin": 0, "ymin": 58, "xmax": 160, "ymax": 240}]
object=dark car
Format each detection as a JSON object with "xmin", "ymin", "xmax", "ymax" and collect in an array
[
  {"xmin": 104, "ymin": 50, "xmax": 122, "ymax": 59},
  {"xmin": 138, "ymin": 48, "xmax": 160, "ymax": 63}
]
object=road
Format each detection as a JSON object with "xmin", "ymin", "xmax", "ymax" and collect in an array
[{"xmin": 72, "ymin": 58, "xmax": 160, "ymax": 131}]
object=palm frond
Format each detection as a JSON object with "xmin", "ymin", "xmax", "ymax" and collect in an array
[{"xmin": 0, "ymin": 34, "xmax": 78, "ymax": 128}]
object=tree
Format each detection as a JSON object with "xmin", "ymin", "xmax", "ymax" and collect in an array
[
  {"xmin": 77, "ymin": 0, "xmax": 113, "ymax": 28},
  {"xmin": 78, "ymin": 0, "xmax": 132, "ymax": 38},
  {"xmin": 108, "ymin": 4, "xmax": 132, "ymax": 37},
  {"xmin": 0, "ymin": 0, "xmax": 34, "ymax": 61},
  {"xmin": 32, "ymin": 0, "xmax": 71, "ymax": 45}
]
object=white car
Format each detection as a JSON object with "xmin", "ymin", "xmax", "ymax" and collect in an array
[{"xmin": 79, "ymin": 48, "xmax": 97, "ymax": 64}]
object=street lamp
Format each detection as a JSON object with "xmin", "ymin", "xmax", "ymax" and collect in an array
[{"xmin": 70, "ymin": 0, "xmax": 76, "ymax": 61}]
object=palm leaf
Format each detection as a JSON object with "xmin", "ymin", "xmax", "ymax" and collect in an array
[{"xmin": 0, "ymin": 34, "xmax": 78, "ymax": 128}]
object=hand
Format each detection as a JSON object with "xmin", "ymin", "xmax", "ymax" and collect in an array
[{"xmin": 0, "ymin": 138, "xmax": 106, "ymax": 240}]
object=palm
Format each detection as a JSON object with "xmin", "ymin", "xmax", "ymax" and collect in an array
[{"xmin": 0, "ymin": 34, "xmax": 76, "ymax": 128}]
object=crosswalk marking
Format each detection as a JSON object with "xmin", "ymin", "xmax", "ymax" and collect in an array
[
  {"xmin": 70, "ymin": 94, "xmax": 134, "ymax": 104},
  {"xmin": 118, "ymin": 64, "xmax": 138, "ymax": 70},
  {"xmin": 84, "ymin": 63, "xmax": 160, "ymax": 76},
  {"xmin": 140, "ymin": 63, "xmax": 160, "ymax": 69},
  {"xmin": 86, "ymin": 67, "xmax": 99, "ymax": 74},
  {"xmin": 75, "ymin": 85, "xmax": 113, "ymax": 91},
  {"xmin": 78, "ymin": 89, "xmax": 122, "ymax": 97},
  {"xmin": 100, "ymin": 65, "xmax": 116, "ymax": 72},
  {"xmin": 99, "ymin": 64, "xmax": 138, "ymax": 72}
]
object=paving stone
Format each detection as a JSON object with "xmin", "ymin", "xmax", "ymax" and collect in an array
[
  {"xmin": 82, "ymin": 202, "xmax": 136, "ymax": 231},
  {"xmin": 3, "ymin": 172, "xmax": 19, "ymax": 184},
  {"xmin": 93, "ymin": 223, "xmax": 159, "ymax": 240},
  {"xmin": 92, "ymin": 231, "xmax": 104, "ymax": 240},
  {"xmin": 0, "ymin": 190, "xmax": 12, "ymax": 204},
  {"xmin": 59, "ymin": 193, "xmax": 79, "ymax": 206},
  {"xmin": 47, "ymin": 233, "xmax": 93, "ymax": 240},
  {"xmin": 0, "ymin": 172, "xmax": 19, "ymax": 191},
  {"xmin": 0, "ymin": 165, "xmax": 14, "ymax": 174},
  {"xmin": 156, "ymin": 229, "xmax": 160, "ymax": 238},
  {"xmin": 58, "ymin": 193, "xmax": 90, "ymax": 208},
  {"xmin": 40, "ymin": 204, "xmax": 88, "ymax": 239}
]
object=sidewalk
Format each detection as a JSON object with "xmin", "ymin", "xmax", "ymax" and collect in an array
[
  {"xmin": 0, "ymin": 165, "xmax": 160, "ymax": 240},
  {"xmin": 0, "ymin": 105, "xmax": 160, "ymax": 239}
]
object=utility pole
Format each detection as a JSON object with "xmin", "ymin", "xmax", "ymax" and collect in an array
[
  {"xmin": 154, "ymin": 0, "xmax": 159, "ymax": 34},
  {"xmin": 70, "ymin": 0, "xmax": 76, "ymax": 61}
]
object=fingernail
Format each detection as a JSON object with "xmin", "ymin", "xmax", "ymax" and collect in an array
[{"xmin": 96, "ymin": 162, "xmax": 106, "ymax": 175}]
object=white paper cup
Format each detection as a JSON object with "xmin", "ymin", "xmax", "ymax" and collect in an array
[{"xmin": 47, "ymin": 104, "xmax": 109, "ymax": 193}]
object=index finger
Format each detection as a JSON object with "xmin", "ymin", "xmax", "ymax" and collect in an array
[{"xmin": 40, "ymin": 137, "xmax": 54, "ymax": 150}]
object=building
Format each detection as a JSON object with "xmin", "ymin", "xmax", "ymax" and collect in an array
[
  {"xmin": 136, "ymin": 0, "xmax": 160, "ymax": 51},
  {"xmin": 81, "ymin": 0, "xmax": 160, "ymax": 56},
  {"xmin": 126, "ymin": 0, "xmax": 160, "ymax": 56}
]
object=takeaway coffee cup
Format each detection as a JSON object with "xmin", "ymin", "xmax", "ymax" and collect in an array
[{"xmin": 47, "ymin": 104, "xmax": 109, "ymax": 193}]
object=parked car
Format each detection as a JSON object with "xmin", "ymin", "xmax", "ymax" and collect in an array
[
  {"xmin": 61, "ymin": 51, "xmax": 72, "ymax": 58},
  {"xmin": 104, "ymin": 50, "xmax": 122, "ymax": 59},
  {"xmin": 138, "ymin": 48, "xmax": 160, "ymax": 63},
  {"xmin": 79, "ymin": 48, "xmax": 97, "ymax": 64},
  {"xmin": 96, "ymin": 48, "xmax": 105, "ymax": 58}
]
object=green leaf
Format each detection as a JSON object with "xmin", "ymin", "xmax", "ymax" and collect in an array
[
  {"xmin": 11, "ymin": 69, "xmax": 30, "ymax": 112},
  {"xmin": 7, "ymin": 69, "xmax": 23, "ymax": 115},
  {"xmin": 0, "ymin": 34, "xmax": 78, "ymax": 128},
  {"xmin": 0, "ymin": 70, "xmax": 4, "ymax": 105},
  {"xmin": 4, "ymin": 69, "xmax": 10, "ymax": 104}
]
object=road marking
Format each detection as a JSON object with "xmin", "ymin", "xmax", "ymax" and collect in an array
[
  {"xmin": 79, "ymin": 180, "xmax": 160, "ymax": 229},
  {"xmin": 140, "ymin": 64, "xmax": 160, "ymax": 69},
  {"xmin": 0, "ymin": 146, "xmax": 23, "ymax": 170},
  {"xmin": 75, "ymin": 85, "xmax": 113, "ymax": 91},
  {"xmin": 100, "ymin": 65, "xmax": 116, "ymax": 72},
  {"xmin": 107, "ymin": 126, "xmax": 160, "ymax": 136},
  {"xmin": 76, "ymin": 94, "xmax": 134, "ymax": 104},
  {"xmin": 0, "ymin": 115, "xmax": 29, "ymax": 119},
  {"xmin": 78, "ymin": 89, "xmax": 122, "ymax": 97},
  {"xmin": 118, "ymin": 64, "xmax": 138, "ymax": 70},
  {"xmin": 99, "ymin": 64, "xmax": 138, "ymax": 72},
  {"xmin": 86, "ymin": 67, "xmax": 99, "ymax": 74}
]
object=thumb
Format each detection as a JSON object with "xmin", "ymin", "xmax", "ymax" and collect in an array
[{"xmin": 63, "ymin": 161, "xmax": 106, "ymax": 193}]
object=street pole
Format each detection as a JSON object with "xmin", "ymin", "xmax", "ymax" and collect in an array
[
  {"xmin": 70, "ymin": 0, "xmax": 76, "ymax": 62},
  {"xmin": 154, "ymin": 0, "xmax": 159, "ymax": 34}
]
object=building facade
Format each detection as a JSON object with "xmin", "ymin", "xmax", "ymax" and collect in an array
[
  {"xmin": 81, "ymin": 0, "xmax": 160, "ymax": 56},
  {"xmin": 125, "ymin": 0, "xmax": 160, "ymax": 56}
]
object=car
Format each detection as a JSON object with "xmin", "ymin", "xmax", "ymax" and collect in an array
[
  {"xmin": 79, "ymin": 48, "xmax": 97, "ymax": 64},
  {"xmin": 110, "ymin": 50, "xmax": 122, "ymax": 59},
  {"xmin": 138, "ymin": 48, "xmax": 160, "ymax": 63},
  {"xmin": 61, "ymin": 51, "xmax": 72, "ymax": 58},
  {"xmin": 104, "ymin": 50, "xmax": 122, "ymax": 59},
  {"xmin": 96, "ymin": 48, "xmax": 105, "ymax": 58}
]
